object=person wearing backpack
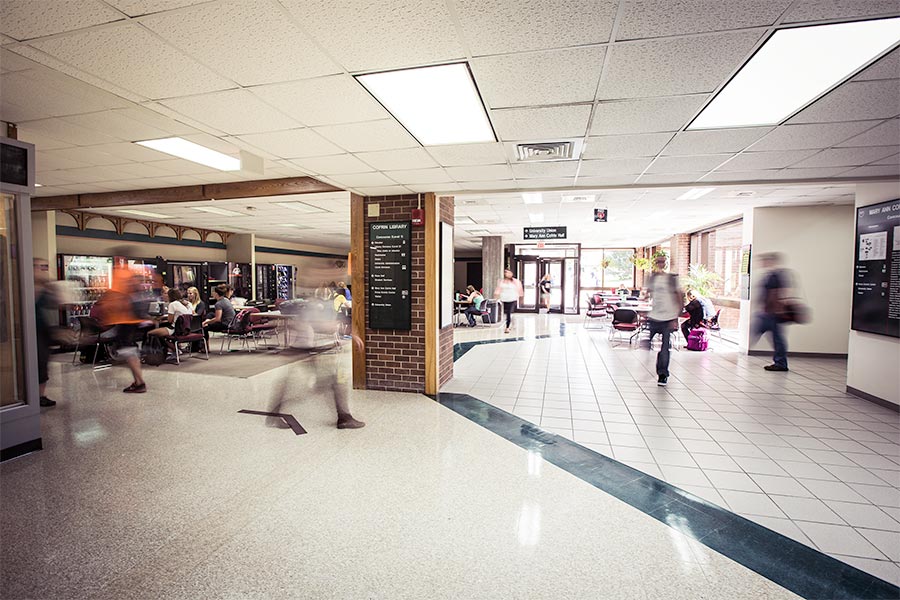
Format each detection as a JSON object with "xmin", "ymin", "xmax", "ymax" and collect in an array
[
  {"xmin": 646, "ymin": 254, "xmax": 682, "ymax": 387},
  {"xmin": 753, "ymin": 253, "xmax": 792, "ymax": 372}
]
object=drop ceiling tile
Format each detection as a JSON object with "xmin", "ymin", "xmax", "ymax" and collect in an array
[
  {"xmin": 491, "ymin": 105, "xmax": 592, "ymax": 141},
  {"xmin": 314, "ymin": 120, "xmax": 418, "ymax": 153},
  {"xmin": 662, "ymin": 127, "xmax": 772, "ymax": 156},
  {"xmin": 60, "ymin": 110, "xmax": 180, "ymax": 142},
  {"xmin": 776, "ymin": 167, "xmax": 851, "ymax": 179},
  {"xmin": 793, "ymin": 146, "xmax": 898, "ymax": 168},
  {"xmin": 637, "ymin": 172, "xmax": 706, "ymax": 184},
  {"xmin": 408, "ymin": 182, "xmax": 463, "ymax": 193},
  {"xmin": 237, "ymin": 129, "xmax": 343, "ymax": 159},
  {"xmin": 717, "ymin": 149, "xmax": 819, "ymax": 171},
  {"xmin": 35, "ymin": 151, "xmax": 92, "ymax": 172},
  {"xmin": 41, "ymin": 146, "xmax": 134, "ymax": 168},
  {"xmin": 873, "ymin": 153, "xmax": 899, "ymax": 166},
  {"xmin": 582, "ymin": 133, "xmax": 673, "ymax": 159},
  {"xmin": 105, "ymin": 0, "xmax": 210, "ymax": 17},
  {"xmin": 146, "ymin": 158, "xmax": 221, "ymax": 176},
  {"xmin": 750, "ymin": 121, "xmax": 881, "ymax": 152},
  {"xmin": 783, "ymin": 0, "xmax": 900, "ymax": 23},
  {"xmin": 617, "ymin": 0, "xmax": 790, "ymax": 40},
  {"xmin": 646, "ymin": 154, "xmax": 729, "ymax": 173},
  {"xmin": 20, "ymin": 117, "xmax": 122, "ymax": 146},
  {"xmin": 250, "ymin": 75, "xmax": 388, "ymax": 127},
  {"xmin": 459, "ymin": 180, "xmax": 517, "ymax": 191},
  {"xmin": 591, "ymin": 95, "xmax": 708, "ymax": 135},
  {"xmin": 854, "ymin": 48, "xmax": 899, "ymax": 82},
  {"xmin": 453, "ymin": 0, "xmax": 617, "ymax": 55},
  {"xmin": 29, "ymin": 23, "xmax": 233, "ymax": 100},
  {"xmin": 356, "ymin": 148, "xmax": 438, "ymax": 171},
  {"xmin": 328, "ymin": 172, "xmax": 396, "ymax": 187},
  {"xmin": 290, "ymin": 154, "xmax": 374, "ymax": 176},
  {"xmin": 141, "ymin": 0, "xmax": 339, "ymax": 86},
  {"xmin": 472, "ymin": 46, "xmax": 605, "ymax": 109},
  {"xmin": 14, "ymin": 126, "xmax": 73, "ymax": 150},
  {"xmin": 425, "ymin": 142, "xmax": 507, "ymax": 167},
  {"xmin": 281, "ymin": 0, "xmax": 462, "ymax": 71},
  {"xmin": 511, "ymin": 161, "xmax": 579, "ymax": 179},
  {"xmin": 0, "ymin": 49, "xmax": 36, "ymax": 72},
  {"xmin": 700, "ymin": 170, "xmax": 782, "ymax": 182},
  {"xmin": 574, "ymin": 175, "xmax": 640, "ymax": 187},
  {"xmin": 839, "ymin": 165, "xmax": 899, "ymax": 178},
  {"xmin": 0, "ymin": 67, "xmax": 133, "ymax": 122},
  {"xmin": 836, "ymin": 120, "xmax": 899, "ymax": 148},
  {"xmin": 0, "ymin": 0, "xmax": 123, "ymax": 40},
  {"xmin": 597, "ymin": 30, "xmax": 763, "ymax": 100},
  {"xmin": 445, "ymin": 164, "xmax": 514, "ymax": 181},
  {"xmin": 579, "ymin": 157, "xmax": 653, "ymax": 176},
  {"xmin": 108, "ymin": 161, "xmax": 189, "ymax": 179},
  {"xmin": 788, "ymin": 80, "xmax": 900, "ymax": 124},
  {"xmin": 382, "ymin": 168, "xmax": 453, "ymax": 185},
  {"xmin": 514, "ymin": 177, "xmax": 576, "ymax": 189},
  {"xmin": 160, "ymin": 89, "xmax": 300, "ymax": 135},
  {"xmin": 356, "ymin": 185, "xmax": 413, "ymax": 197}
]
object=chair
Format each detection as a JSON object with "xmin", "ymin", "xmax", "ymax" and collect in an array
[
  {"xmin": 608, "ymin": 308, "xmax": 639, "ymax": 344},
  {"xmin": 584, "ymin": 293, "xmax": 607, "ymax": 329},
  {"xmin": 707, "ymin": 309, "xmax": 723, "ymax": 341},
  {"xmin": 168, "ymin": 314, "xmax": 209, "ymax": 363},
  {"xmin": 249, "ymin": 311, "xmax": 279, "ymax": 349},
  {"xmin": 473, "ymin": 299, "xmax": 497, "ymax": 327},
  {"xmin": 72, "ymin": 316, "xmax": 114, "ymax": 367},
  {"xmin": 219, "ymin": 308, "xmax": 257, "ymax": 354}
]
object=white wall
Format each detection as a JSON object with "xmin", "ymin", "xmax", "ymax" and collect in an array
[
  {"xmin": 255, "ymin": 237, "xmax": 349, "ymax": 294},
  {"xmin": 847, "ymin": 182, "xmax": 900, "ymax": 406},
  {"xmin": 739, "ymin": 204, "xmax": 855, "ymax": 355}
]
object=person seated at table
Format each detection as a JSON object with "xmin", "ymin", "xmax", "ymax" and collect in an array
[
  {"xmin": 694, "ymin": 291, "xmax": 715, "ymax": 321},
  {"xmin": 464, "ymin": 285, "xmax": 484, "ymax": 327},
  {"xmin": 147, "ymin": 288, "xmax": 193, "ymax": 355},
  {"xmin": 337, "ymin": 281, "xmax": 352, "ymax": 301},
  {"xmin": 681, "ymin": 290, "xmax": 707, "ymax": 342},
  {"xmin": 185, "ymin": 286, "xmax": 206, "ymax": 317},
  {"xmin": 203, "ymin": 284, "xmax": 236, "ymax": 334}
]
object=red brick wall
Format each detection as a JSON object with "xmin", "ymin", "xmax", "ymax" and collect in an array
[
  {"xmin": 438, "ymin": 196, "xmax": 454, "ymax": 388},
  {"xmin": 672, "ymin": 233, "xmax": 691, "ymax": 276},
  {"xmin": 362, "ymin": 194, "xmax": 454, "ymax": 393}
]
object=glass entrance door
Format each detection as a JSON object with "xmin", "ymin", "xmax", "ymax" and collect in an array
[
  {"xmin": 516, "ymin": 257, "xmax": 539, "ymax": 311},
  {"xmin": 540, "ymin": 259, "xmax": 563, "ymax": 313}
]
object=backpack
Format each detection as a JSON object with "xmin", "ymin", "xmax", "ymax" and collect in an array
[
  {"xmin": 686, "ymin": 328, "xmax": 709, "ymax": 351},
  {"xmin": 142, "ymin": 335, "xmax": 168, "ymax": 366}
]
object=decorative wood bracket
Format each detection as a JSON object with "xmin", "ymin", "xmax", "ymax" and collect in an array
[{"xmin": 62, "ymin": 210, "xmax": 232, "ymax": 246}]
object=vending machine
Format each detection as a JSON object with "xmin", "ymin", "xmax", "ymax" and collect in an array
[{"xmin": 57, "ymin": 254, "xmax": 114, "ymax": 327}]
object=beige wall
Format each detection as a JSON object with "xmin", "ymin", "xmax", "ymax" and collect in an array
[
  {"xmin": 255, "ymin": 238, "xmax": 349, "ymax": 294},
  {"xmin": 847, "ymin": 182, "xmax": 900, "ymax": 406},
  {"xmin": 740, "ymin": 204, "xmax": 855, "ymax": 355}
]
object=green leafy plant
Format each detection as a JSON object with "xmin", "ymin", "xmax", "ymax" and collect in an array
[
  {"xmin": 633, "ymin": 257, "xmax": 652, "ymax": 272},
  {"xmin": 600, "ymin": 258, "xmax": 611, "ymax": 270},
  {"xmin": 683, "ymin": 263, "xmax": 722, "ymax": 297}
]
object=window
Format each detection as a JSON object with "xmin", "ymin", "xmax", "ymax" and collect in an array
[
  {"xmin": 580, "ymin": 248, "xmax": 635, "ymax": 306},
  {"xmin": 689, "ymin": 221, "xmax": 742, "ymax": 300}
]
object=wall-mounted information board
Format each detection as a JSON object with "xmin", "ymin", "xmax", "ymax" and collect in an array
[
  {"xmin": 851, "ymin": 198, "xmax": 899, "ymax": 338},
  {"xmin": 369, "ymin": 221, "xmax": 412, "ymax": 330}
]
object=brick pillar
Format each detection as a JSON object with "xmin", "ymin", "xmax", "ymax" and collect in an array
[{"xmin": 670, "ymin": 234, "xmax": 691, "ymax": 276}]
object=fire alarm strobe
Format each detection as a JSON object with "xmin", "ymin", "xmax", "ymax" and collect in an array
[{"xmin": 411, "ymin": 194, "xmax": 424, "ymax": 226}]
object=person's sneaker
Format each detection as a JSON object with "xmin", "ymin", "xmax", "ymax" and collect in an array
[
  {"xmin": 657, "ymin": 376, "xmax": 668, "ymax": 386},
  {"xmin": 123, "ymin": 383, "xmax": 147, "ymax": 393},
  {"xmin": 39, "ymin": 396, "xmax": 56, "ymax": 407},
  {"xmin": 337, "ymin": 414, "xmax": 365, "ymax": 429},
  {"xmin": 764, "ymin": 364, "xmax": 789, "ymax": 372}
]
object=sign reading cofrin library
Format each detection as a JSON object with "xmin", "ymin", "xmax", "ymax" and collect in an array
[
  {"xmin": 524, "ymin": 226, "xmax": 567, "ymax": 240},
  {"xmin": 369, "ymin": 221, "xmax": 412, "ymax": 330},
  {"xmin": 852, "ymin": 198, "xmax": 900, "ymax": 338}
]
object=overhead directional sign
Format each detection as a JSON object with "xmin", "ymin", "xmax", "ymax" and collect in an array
[{"xmin": 524, "ymin": 226, "xmax": 567, "ymax": 240}]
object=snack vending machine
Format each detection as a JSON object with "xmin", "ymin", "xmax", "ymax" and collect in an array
[{"xmin": 57, "ymin": 254, "xmax": 114, "ymax": 327}]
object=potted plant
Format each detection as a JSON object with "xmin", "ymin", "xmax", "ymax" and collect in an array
[
  {"xmin": 683, "ymin": 263, "xmax": 722, "ymax": 296},
  {"xmin": 600, "ymin": 258, "xmax": 611, "ymax": 270},
  {"xmin": 633, "ymin": 257, "xmax": 652, "ymax": 272}
]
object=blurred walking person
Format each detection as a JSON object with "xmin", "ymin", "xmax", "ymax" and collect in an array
[
  {"xmin": 33, "ymin": 258, "xmax": 57, "ymax": 407},
  {"xmin": 646, "ymin": 254, "xmax": 682, "ymax": 387},
  {"xmin": 95, "ymin": 264, "xmax": 147, "ymax": 393},
  {"xmin": 753, "ymin": 253, "xmax": 792, "ymax": 372},
  {"xmin": 495, "ymin": 269, "xmax": 523, "ymax": 334}
]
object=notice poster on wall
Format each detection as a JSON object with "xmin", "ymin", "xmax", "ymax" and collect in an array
[
  {"xmin": 369, "ymin": 221, "xmax": 412, "ymax": 330},
  {"xmin": 851, "ymin": 198, "xmax": 900, "ymax": 338},
  {"xmin": 740, "ymin": 245, "xmax": 751, "ymax": 301},
  {"xmin": 440, "ymin": 222, "xmax": 454, "ymax": 328}
]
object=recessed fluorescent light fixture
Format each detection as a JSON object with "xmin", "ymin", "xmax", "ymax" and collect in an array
[
  {"xmin": 117, "ymin": 209, "xmax": 174, "ymax": 219},
  {"xmin": 522, "ymin": 193, "xmax": 543, "ymax": 204},
  {"xmin": 677, "ymin": 188, "xmax": 716, "ymax": 201},
  {"xmin": 275, "ymin": 202, "xmax": 328, "ymax": 214},
  {"xmin": 191, "ymin": 206, "xmax": 245, "ymax": 217},
  {"xmin": 356, "ymin": 63, "xmax": 495, "ymax": 146},
  {"xmin": 135, "ymin": 137, "xmax": 240, "ymax": 171},
  {"xmin": 279, "ymin": 224, "xmax": 312, "ymax": 229},
  {"xmin": 35, "ymin": 183, "xmax": 43, "ymax": 187},
  {"xmin": 528, "ymin": 213, "xmax": 544, "ymax": 223},
  {"xmin": 562, "ymin": 194, "xmax": 595, "ymax": 203},
  {"xmin": 689, "ymin": 17, "xmax": 900, "ymax": 129}
]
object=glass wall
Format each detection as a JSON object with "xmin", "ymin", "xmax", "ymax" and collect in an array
[
  {"xmin": 689, "ymin": 221, "xmax": 743, "ymax": 300},
  {"xmin": 580, "ymin": 248, "xmax": 635, "ymax": 306},
  {"xmin": 0, "ymin": 193, "xmax": 25, "ymax": 407}
]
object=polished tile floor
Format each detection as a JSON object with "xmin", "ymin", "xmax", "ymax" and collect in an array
[
  {"xmin": 448, "ymin": 313, "xmax": 900, "ymax": 585},
  {"xmin": 1, "ymin": 347, "xmax": 800, "ymax": 599}
]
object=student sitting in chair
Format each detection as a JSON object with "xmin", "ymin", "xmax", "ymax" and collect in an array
[
  {"xmin": 464, "ymin": 285, "xmax": 484, "ymax": 327},
  {"xmin": 681, "ymin": 290, "xmax": 707, "ymax": 342}
]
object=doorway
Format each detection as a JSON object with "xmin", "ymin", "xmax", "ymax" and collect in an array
[{"xmin": 515, "ymin": 255, "xmax": 579, "ymax": 314}]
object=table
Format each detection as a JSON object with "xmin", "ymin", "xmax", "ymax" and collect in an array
[
  {"xmin": 256, "ymin": 310, "xmax": 297, "ymax": 348},
  {"xmin": 453, "ymin": 300, "xmax": 472, "ymax": 327}
]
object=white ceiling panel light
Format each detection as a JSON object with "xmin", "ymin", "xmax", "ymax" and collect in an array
[
  {"xmin": 274, "ymin": 201, "xmax": 329, "ymax": 214},
  {"xmin": 117, "ymin": 209, "xmax": 174, "ymax": 219},
  {"xmin": 562, "ymin": 194, "xmax": 596, "ymax": 203},
  {"xmin": 522, "ymin": 193, "xmax": 543, "ymax": 204},
  {"xmin": 355, "ymin": 63, "xmax": 496, "ymax": 146},
  {"xmin": 190, "ymin": 206, "xmax": 246, "ymax": 217},
  {"xmin": 135, "ymin": 137, "xmax": 241, "ymax": 171},
  {"xmin": 677, "ymin": 188, "xmax": 716, "ymax": 201},
  {"xmin": 690, "ymin": 17, "xmax": 900, "ymax": 129}
]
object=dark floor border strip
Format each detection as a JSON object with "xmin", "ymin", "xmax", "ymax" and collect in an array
[
  {"xmin": 435, "ymin": 392, "xmax": 899, "ymax": 600},
  {"xmin": 847, "ymin": 385, "xmax": 900, "ymax": 413},
  {"xmin": 0, "ymin": 438, "xmax": 43, "ymax": 462},
  {"xmin": 453, "ymin": 333, "xmax": 561, "ymax": 362},
  {"xmin": 748, "ymin": 349, "xmax": 848, "ymax": 359}
]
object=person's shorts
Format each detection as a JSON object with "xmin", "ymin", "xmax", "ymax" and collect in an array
[{"xmin": 111, "ymin": 324, "xmax": 139, "ymax": 358}]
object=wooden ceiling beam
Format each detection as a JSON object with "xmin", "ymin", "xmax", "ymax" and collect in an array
[{"xmin": 30, "ymin": 176, "xmax": 342, "ymax": 212}]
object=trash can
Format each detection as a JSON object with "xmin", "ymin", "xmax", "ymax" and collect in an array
[{"xmin": 484, "ymin": 299, "xmax": 500, "ymax": 324}]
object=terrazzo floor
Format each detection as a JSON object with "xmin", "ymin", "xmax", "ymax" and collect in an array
[
  {"xmin": 447, "ymin": 313, "xmax": 900, "ymax": 586},
  {"xmin": 1, "ymin": 345, "xmax": 799, "ymax": 599}
]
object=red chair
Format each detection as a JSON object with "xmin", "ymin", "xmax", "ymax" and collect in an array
[
  {"xmin": 584, "ymin": 293, "xmax": 607, "ymax": 329},
  {"xmin": 608, "ymin": 308, "xmax": 639, "ymax": 344},
  {"xmin": 219, "ymin": 308, "xmax": 257, "ymax": 354},
  {"xmin": 168, "ymin": 314, "xmax": 208, "ymax": 363},
  {"xmin": 249, "ymin": 311, "xmax": 279, "ymax": 349}
]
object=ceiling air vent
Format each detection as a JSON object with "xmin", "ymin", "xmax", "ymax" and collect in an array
[{"xmin": 515, "ymin": 139, "xmax": 583, "ymax": 162}]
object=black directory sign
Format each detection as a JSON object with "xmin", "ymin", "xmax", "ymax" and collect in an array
[
  {"xmin": 852, "ymin": 198, "xmax": 900, "ymax": 338},
  {"xmin": 524, "ymin": 226, "xmax": 567, "ymax": 240},
  {"xmin": 369, "ymin": 221, "xmax": 412, "ymax": 330},
  {"xmin": 1, "ymin": 143, "xmax": 28, "ymax": 187}
]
